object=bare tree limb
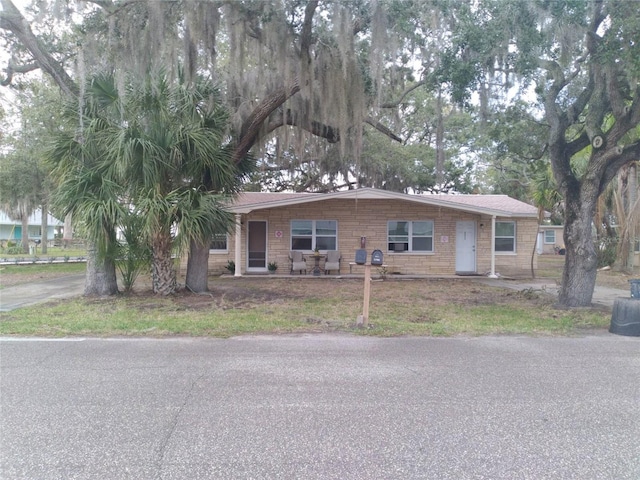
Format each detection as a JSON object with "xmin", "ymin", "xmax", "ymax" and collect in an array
[
  {"xmin": 380, "ymin": 80, "xmax": 427, "ymax": 109},
  {"xmin": 364, "ymin": 117, "xmax": 403, "ymax": 142}
]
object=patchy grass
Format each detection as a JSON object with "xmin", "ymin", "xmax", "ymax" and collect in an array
[{"xmin": 0, "ymin": 277, "xmax": 610, "ymax": 338}]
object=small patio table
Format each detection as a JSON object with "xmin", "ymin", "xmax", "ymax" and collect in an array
[{"xmin": 310, "ymin": 254, "xmax": 325, "ymax": 276}]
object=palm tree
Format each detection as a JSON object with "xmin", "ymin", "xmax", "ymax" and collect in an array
[
  {"xmin": 100, "ymin": 71, "xmax": 245, "ymax": 294},
  {"xmin": 48, "ymin": 92, "xmax": 123, "ymax": 296},
  {"xmin": 49, "ymin": 71, "xmax": 246, "ymax": 295}
]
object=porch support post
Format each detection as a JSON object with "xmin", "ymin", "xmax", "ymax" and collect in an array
[
  {"xmin": 489, "ymin": 215, "xmax": 498, "ymax": 278},
  {"xmin": 234, "ymin": 214, "xmax": 242, "ymax": 277}
]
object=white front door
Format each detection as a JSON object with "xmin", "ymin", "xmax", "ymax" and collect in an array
[{"xmin": 456, "ymin": 221, "xmax": 476, "ymax": 273}]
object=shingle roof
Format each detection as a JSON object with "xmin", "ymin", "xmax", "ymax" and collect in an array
[
  {"xmin": 427, "ymin": 194, "xmax": 539, "ymax": 216},
  {"xmin": 228, "ymin": 188, "xmax": 538, "ymax": 217}
]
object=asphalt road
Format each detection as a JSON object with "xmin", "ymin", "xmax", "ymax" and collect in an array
[{"xmin": 1, "ymin": 334, "xmax": 639, "ymax": 479}]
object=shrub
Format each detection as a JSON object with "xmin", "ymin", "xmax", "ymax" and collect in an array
[{"xmin": 225, "ymin": 260, "xmax": 235, "ymax": 273}]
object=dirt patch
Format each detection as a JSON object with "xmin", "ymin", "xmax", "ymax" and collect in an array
[{"xmin": 156, "ymin": 277, "xmax": 556, "ymax": 312}]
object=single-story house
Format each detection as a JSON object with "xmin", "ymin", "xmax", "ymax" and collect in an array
[
  {"xmin": 537, "ymin": 225, "xmax": 565, "ymax": 254},
  {"xmin": 0, "ymin": 209, "xmax": 63, "ymax": 245},
  {"xmin": 197, "ymin": 188, "xmax": 541, "ymax": 278}
]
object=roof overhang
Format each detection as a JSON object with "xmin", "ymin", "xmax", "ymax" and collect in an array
[{"xmin": 228, "ymin": 187, "xmax": 538, "ymax": 218}]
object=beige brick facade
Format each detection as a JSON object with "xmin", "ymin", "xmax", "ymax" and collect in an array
[{"xmin": 194, "ymin": 197, "xmax": 539, "ymax": 277}]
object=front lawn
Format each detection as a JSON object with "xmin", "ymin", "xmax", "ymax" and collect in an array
[{"xmin": 0, "ymin": 277, "xmax": 610, "ymax": 337}]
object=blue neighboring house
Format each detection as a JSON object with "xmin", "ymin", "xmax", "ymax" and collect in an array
[{"xmin": 0, "ymin": 209, "xmax": 64, "ymax": 244}]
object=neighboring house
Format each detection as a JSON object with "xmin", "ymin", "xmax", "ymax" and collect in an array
[
  {"xmin": 536, "ymin": 225, "xmax": 639, "ymax": 269},
  {"xmin": 537, "ymin": 225, "xmax": 565, "ymax": 254},
  {"xmin": 0, "ymin": 209, "xmax": 63, "ymax": 244},
  {"xmin": 199, "ymin": 188, "xmax": 541, "ymax": 278}
]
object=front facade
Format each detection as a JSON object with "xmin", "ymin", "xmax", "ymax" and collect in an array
[
  {"xmin": 201, "ymin": 188, "xmax": 540, "ymax": 277},
  {"xmin": 537, "ymin": 225, "xmax": 565, "ymax": 254}
]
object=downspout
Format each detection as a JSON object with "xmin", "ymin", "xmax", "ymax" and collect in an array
[
  {"xmin": 234, "ymin": 214, "xmax": 242, "ymax": 277},
  {"xmin": 489, "ymin": 215, "xmax": 498, "ymax": 278}
]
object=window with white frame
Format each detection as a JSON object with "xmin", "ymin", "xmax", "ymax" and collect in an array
[
  {"xmin": 544, "ymin": 230, "xmax": 556, "ymax": 244},
  {"xmin": 291, "ymin": 220, "xmax": 337, "ymax": 251},
  {"xmin": 635, "ymin": 237, "xmax": 640, "ymax": 253},
  {"xmin": 495, "ymin": 221, "xmax": 516, "ymax": 252},
  {"xmin": 209, "ymin": 233, "xmax": 228, "ymax": 252},
  {"xmin": 387, "ymin": 221, "xmax": 434, "ymax": 253}
]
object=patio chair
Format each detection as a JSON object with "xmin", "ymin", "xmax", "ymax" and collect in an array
[
  {"xmin": 324, "ymin": 250, "xmax": 341, "ymax": 274},
  {"xmin": 289, "ymin": 251, "xmax": 307, "ymax": 274}
]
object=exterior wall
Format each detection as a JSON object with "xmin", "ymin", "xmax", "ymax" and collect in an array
[
  {"xmin": 197, "ymin": 198, "xmax": 538, "ymax": 277},
  {"xmin": 492, "ymin": 217, "xmax": 539, "ymax": 277}
]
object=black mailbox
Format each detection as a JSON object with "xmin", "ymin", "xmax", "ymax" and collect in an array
[
  {"xmin": 355, "ymin": 249, "xmax": 367, "ymax": 265},
  {"xmin": 371, "ymin": 249, "xmax": 383, "ymax": 265}
]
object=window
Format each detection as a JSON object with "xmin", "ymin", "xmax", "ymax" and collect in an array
[
  {"xmin": 209, "ymin": 233, "xmax": 228, "ymax": 252},
  {"xmin": 544, "ymin": 230, "xmax": 556, "ymax": 244},
  {"xmin": 495, "ymin": 221, "xmax": 516, "ymax": 252},
  {"xmin": 291, "ymin": 220, "xmax": 337, "ymax": 251},
  {"xmin": 635, "ymin": 237, "xmax": 640, "ymax": 253},
  {"xmin": 387, "ymin": 221, "xmax": 434, "ymax": 253}
]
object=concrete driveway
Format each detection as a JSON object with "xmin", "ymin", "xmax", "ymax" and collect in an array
[
  {"xmin": 0, "ymin": 274, "xmax": 85, "ymax": 312},
  {"xmin": 1, "ymin": 335, "xmax": 639, "ymax": 479}
]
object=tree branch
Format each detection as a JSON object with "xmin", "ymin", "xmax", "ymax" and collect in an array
[
  {"xmin": 0, "ymin": 0, "xmax": 78, "ymax": 97},
  {"xmin": 379, "ymin": 80, "xmax": 427, "ymax": 109},
  {"xmin": 232, "ymin": 80, "xmax": 301, "ymax": 164},
  {"xmin": 266, "ymin": 108, "xmax": 340, "ymax": 143},
  {"xmin": 565, "ymin": 131, "xmax": 591, "ymax": 159},
  {"xmin": 0, "ymin": 59, "xmax": 38, "ymax": 86},
  {"xmin": 364, "ymin": 117, "xmax": 403, "ymax": 142},
  {"xmin": 601, "ymin": 141, "xmax": 640, "ymax": 193}
]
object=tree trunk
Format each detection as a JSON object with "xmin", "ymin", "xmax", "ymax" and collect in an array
[
  {"xmin": 63, "ymin": 213, "xmax": 73, "ymax": 248},
  {"xmin": 84, "ymin": 242, "xmax": 118, "ymax": 296},
  {"xmin": 626, "ymin": 163, "xmax": 637, "ymax": 272},
  {"xmin": 151, "ymin": 230, "xmax": 176, "ymax": 295},
  {"xmin": 185, "ymin": 239, "xmax": 210, "ymax": 293},
  {"xmin": 558, "ymin": 190, "xmax": 598, "ymax": 307},
  {"xmin": 435, "ymin": 89, "xmax": 445, "ymax": 187},
  {"xmin": 21, "ymin": 215, "xmax": 29, "ymax": 254},
  {"xmin": 40, "ymin": 203, "xmax": 48, "ymax": 254}
]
